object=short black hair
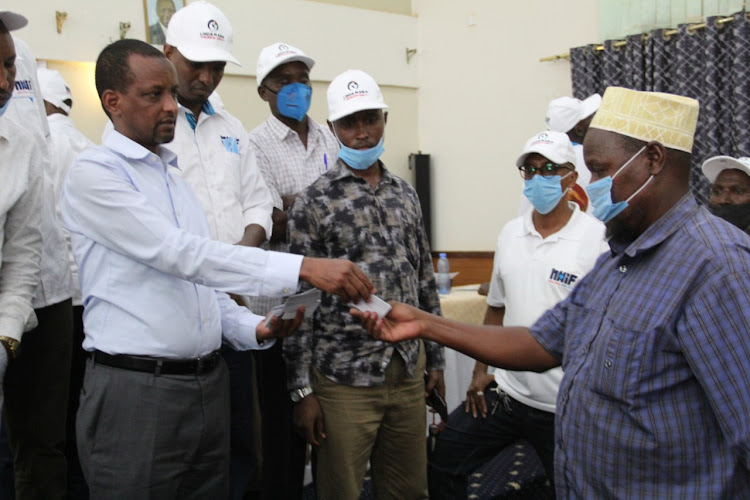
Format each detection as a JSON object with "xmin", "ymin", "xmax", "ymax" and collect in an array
[{"xmin": 95, "ymin": 39, "xmax": 165, "ymax": 100}]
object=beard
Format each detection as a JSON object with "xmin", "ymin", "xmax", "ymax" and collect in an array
[{"xmin": 605, "ymin": 205, "xmax": 644, "ymax": 245}]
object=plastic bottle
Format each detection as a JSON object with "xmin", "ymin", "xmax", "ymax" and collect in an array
[{"xmin": 436, "ymin": 253, "xmax": 451, "ymax": 294}]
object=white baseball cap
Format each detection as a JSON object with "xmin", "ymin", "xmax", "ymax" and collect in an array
[
  {"xmin": 0, "ymin": 10, "xmax": 27, "ymax": 31},
  {"xmin": 545, "ymin": 94, "xmax": 601, "ymax": 133},
  {"xmin": 37, "ymin": 68, "xmax": 72, "ymax": 114},
  {"xmin": 166, "ymin": 1, "xmax": 240, "ymax": 66},
  {"xmin": 327, "ymin": 70, "xmax": 388, "ymax": 122},
  {"xmin": 701, "ymin": 155, "xmax": 750, "ymax": 183},
  {"xmin": 256, "ymin": 42, "xmax": 314, "ymax": 86},
  {"xmin": 516, "ymin": 131, "xmax": 577, "ymax": 168}
]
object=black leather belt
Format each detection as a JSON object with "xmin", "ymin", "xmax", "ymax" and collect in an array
[{"xmin": 92, "ymin": 350, "xmax": 221, "ymax": 376}]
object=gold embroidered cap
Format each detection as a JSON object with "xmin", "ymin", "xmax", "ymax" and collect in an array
[{"xmin": 590, "ymin": 87, "xmax": 699, "ymax": 153}]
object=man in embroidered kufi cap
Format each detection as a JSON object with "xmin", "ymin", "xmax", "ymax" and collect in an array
[{"xmin": 352, "ymin": 87, "xmax": 750, "ymax": 498}]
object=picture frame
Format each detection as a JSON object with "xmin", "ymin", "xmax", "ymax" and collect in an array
[{"xmin": 143, "ymin": 0, "xmax": 185, "ymax": 45}]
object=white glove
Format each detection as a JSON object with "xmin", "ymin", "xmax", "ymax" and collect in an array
[{"xmin": 0, "ymin": 347, "xmax": 8, "ymax": 413}]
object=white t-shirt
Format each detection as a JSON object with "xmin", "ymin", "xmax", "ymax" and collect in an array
[{"xmin": 487, "ymin": 203, "xmax": 608, "ymax": 412}]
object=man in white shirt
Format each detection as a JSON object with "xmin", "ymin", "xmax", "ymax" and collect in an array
[
  {"xmin": 160, "ymin": 3, "xmax": 276, "ymax": 496},
  {"xmin": 0, "ymin": 12, "xmax": 75, "ymax": 499},
  {"xmin": 38, "ymin": 66, "xmax": 94, "ymax": 499},
  {"xmin": 61, "ymin": 38, "xmax": 372, "ymax": 498},
  {"xmin": 428, "ymin": 131, "xmax": 607, "ymax": 498},
  {"xmin": 247, "ymin": 41, "xmax": 339, "ymax": 498}
]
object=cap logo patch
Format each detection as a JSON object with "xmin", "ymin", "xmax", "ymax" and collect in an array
[
  {"xmin": 200, "ymin": 20, "xmax": 224, "ymax": 42},
  {"xmin": 343, "ymin": 80, "xmax": 369, "ymax": 101},
  {"xmin": 275, "ymin": 44, "xmax": 297, "ymax": 59}
]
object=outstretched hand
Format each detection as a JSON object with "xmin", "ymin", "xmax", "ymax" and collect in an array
[
  {"xmin": 300, "ymin": 257, "xmax": 374, "ymax": 303},
  {"xmin": 350, "ymin": 302, "xmax": 424, "ymax": 342}
]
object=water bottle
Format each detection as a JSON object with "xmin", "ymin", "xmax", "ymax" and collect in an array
[{"xmin": 436, "ymin": 253, "xmax": 451, "ymax": 294}]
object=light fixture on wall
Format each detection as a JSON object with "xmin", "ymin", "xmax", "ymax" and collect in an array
[
  {"xmin": 119, "ymin": 21, "xmax": 131, "ymax": 40},
  {"xmin": 55, "ymin": 11, "xmax": 67, "ymax": 34},
  {"xmin": 406, "ymin": 48, "xmax": 417, "ymax": 64}
]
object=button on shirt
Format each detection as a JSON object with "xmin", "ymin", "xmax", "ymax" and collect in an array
[
  {"xmin": 60, "ymin": 131, "xmax": 303, "ymax": 359},
  {"xmin": 285, "ymin": 160, "xmax": 444, "ymax": 388},
  {"xmin": 530, "ymin": 195, "xmax": 750, "ymax": 497},
  {"xmin": 168, "ymin": 96, "xmax": 273, "ymax": 244},
  {"xmin": 246, "ymin": 114, "xmax": 339, "ymax": 314},
  {"xmin": 488, "ymin": 203, "xmax": 607, "ymax": 412},
  {"xmin": 0, "ymin": 117, "xmax": 42, "ymax": 341}
]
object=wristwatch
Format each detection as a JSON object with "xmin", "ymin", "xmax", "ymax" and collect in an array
[
  {"xmin": 0, "ymin": 336, "xmax": 19, "ymax": 359},
  {"xmin": 290, "ymin": 386, "xmax": 313, "ymax": 403}
]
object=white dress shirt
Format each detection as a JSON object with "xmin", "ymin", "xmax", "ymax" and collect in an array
[
  {"xmin": 60, "ymin": 131, "xmax": 303, "ymax": 359},
  {"xmin": 0, "ymin": 117, "xmax": 42, "ymax": 341},
  {"xmin": 169, "ymin": 96, "xmax": 274, "ymax": 244},
  {"xmin": 8, "ymin": 36, "xmax": 73, "ymax": 308},
  {"xmin": 47, "ymin": 114, "xmax": 95, "ymax": 306},
  {"xmin": 246, "ymin": 114, "xmax": 339, "ymax": 314}
]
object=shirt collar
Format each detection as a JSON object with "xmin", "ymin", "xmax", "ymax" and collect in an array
[
  {"xmin": 611, "ymin": 193, "xmax": 698, "ymax": 258},
  {"xmin": 104, "ymin": 130, "xmax": 179, "ymax": 169},
  {"xmin": 183, "ymin": 99, "xmax": 216, "ymax": 131},
  {"xmin": 521, "ymin": 202, "xmax": 584, "ymax": 240},
  {"xmin": 267, "ymin": 113, "xmax": 315, "ymax": 142},
  {"xmin": 328, "ymin": 158, "xmax": 396, "ymax": 185}
]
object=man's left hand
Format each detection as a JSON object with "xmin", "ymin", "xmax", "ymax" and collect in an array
[
  {"xmin": 425, "ymin": 369, "xmax": 445, "ymax": 402},
  {"xmin": 256, "ymin": 306, "xmax": 305, "ymax": 342}
]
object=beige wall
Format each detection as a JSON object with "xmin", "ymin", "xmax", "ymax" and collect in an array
[
  {"xmin": 14, "ymin": 0, "xmax": 601, "ymax": 251},
  {"xmin": 415, "ymin": 0, "xmax": 600, "ymax": 250}
]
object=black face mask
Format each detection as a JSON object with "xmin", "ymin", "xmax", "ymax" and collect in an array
[{"xmin": 709, "ymin": 202, "xmax": 750, "ymax": 234}]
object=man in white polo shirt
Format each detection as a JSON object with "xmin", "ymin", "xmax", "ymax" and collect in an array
[
  {"xmin": 247, "ymin": 41, "xmax": 339, "ymax": 499},
  {"xmin": 428, "ymin": 131, "xmax": 607, "ymax": 498},
  {"xmin": 160, "ymin": 3, "xmax": 277, "ymax": 498}
]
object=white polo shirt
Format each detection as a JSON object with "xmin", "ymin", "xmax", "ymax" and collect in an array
[
  {"xmin": 167, "ymin": 95, "xmax": 274, "ymax": 244},
  {"xmin": 487, "ymin": 202, "xmax": 607, "ymax": 412}
]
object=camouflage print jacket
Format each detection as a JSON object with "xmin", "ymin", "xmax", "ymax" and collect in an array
[{"xmin": 284, "ymin": 159, "xmax": 444, "ymax": 389}]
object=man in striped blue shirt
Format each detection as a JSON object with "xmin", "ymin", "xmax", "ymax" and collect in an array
[{"xmin": 355, "ymin": 87, "xmax": 750, "ymax": 497}]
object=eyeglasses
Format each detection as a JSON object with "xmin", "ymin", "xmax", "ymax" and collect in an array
[{"xmin": 518, "ymin": 162, "xmax": 573, "ymax": 180}]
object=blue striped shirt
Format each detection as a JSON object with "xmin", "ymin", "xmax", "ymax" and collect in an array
[{"xmin": 530, "ymin": 194, "xmax": 750, "ymax": 498}]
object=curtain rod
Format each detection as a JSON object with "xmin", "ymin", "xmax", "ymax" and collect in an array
[{"xmin": 539, "ymin": 13, "xmax": 742, "ymax": 62}]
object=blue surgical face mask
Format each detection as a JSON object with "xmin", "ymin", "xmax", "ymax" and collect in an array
[
  {"xmin": 585, "ymin": 145, "xmax": 651, "ymax": 223},
  {"xmin": 272, "ymin": 82, "xmax": 311, "ymax": 122},
  {"xmin": 337, "ymin": 137, "xmax": 385, "ymax": 171},
  {"xmin": 523, "ymin": 171, "xmax": 573, "ymax": 214}
]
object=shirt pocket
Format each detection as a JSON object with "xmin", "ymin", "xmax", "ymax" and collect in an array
[{"xmin": 588, "ymin": 317, "xmax": 647, "ymax": 402}]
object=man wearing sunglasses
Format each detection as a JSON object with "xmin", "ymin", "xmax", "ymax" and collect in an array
[{"xmin": 427, "ymin": 131, "xmax": 607, "ymax": 499}]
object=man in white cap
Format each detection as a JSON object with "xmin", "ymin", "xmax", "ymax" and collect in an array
[
  {"xmin": 427, "ymin": 131, "xmax": 606, "ymax": 498},
  {"xmin": 161, "ymin": 3, "xmax": 275, "ymax": 497},
  {"xmin": 62, "ymin": 39, "xmax": 374, "ymax": 498},
  {"xmin": 518, "ymin": 94, "xmax": 601, "ymax": 215},
  {"xmin": 0, "ymin": 10, "xmax": 76, "ymax": 500},
  {"xmin": 701, "ymin": 155, "xmax": 750, "ymax": 235},
  {"xmin": 37, "ymin": 66, "xmax": 94, "ymax": 499},
  {"xmin": 247, "ymin": 41, "xmax": 339, "ymax": 499},
  {"xmin": 355, "ymin": 87, "xmax": 750, "ymax": 497},
  {"xmin": 285, "ymin": 69, "xmax": 444, "ymax": 499}
]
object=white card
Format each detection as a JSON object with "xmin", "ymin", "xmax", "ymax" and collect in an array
[
  {"xmin": 347, "ymin": 295, "xmax": 392, "ymax": 319},
  {"xmin": 264, "ymin": 289, "xmax": 322, "ymax": 327}
]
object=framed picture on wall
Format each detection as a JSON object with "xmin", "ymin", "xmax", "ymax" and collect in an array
[{"xmin": 143, "ymin": 0, "xmax": 185, "ymax": 45}]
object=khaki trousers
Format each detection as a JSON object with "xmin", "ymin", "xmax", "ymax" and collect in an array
[{"xmin": 313, "ymin": 343, "xmax": 427, "ymax": 500}]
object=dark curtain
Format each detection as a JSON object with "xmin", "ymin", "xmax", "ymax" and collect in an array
[{"xmin": 570, "ymin": 11, "xmax": 750, "ymax": 205}]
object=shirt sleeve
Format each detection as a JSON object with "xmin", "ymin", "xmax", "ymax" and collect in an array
[
  {"xmin": 61, "ymin": 153, "xmax": 302, "ymax": 299},
  {"xmin": 528, "ymin": 291, "xmax": 571, "ymax": 361},
  {"xmin": 0, "ymin": 145, "xmax": 42, "ymax": 341},
  {"xmin": 216, "ymin": 291, "xmax": 275, "ymax": 351},
  {"xmin": 676, "ymin": 269, "xmax": 750, "ymax": 468},
  {"xmin": 282, "ymin": 195, "xmax": 318, "ymax": 389},
  {"xmin": 486, "ymin": 230, "xmax": 507, "ymax": 308},
  {"xmin": 239, "ymin": 130, "xmax": 274, "ymax": 238}
]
